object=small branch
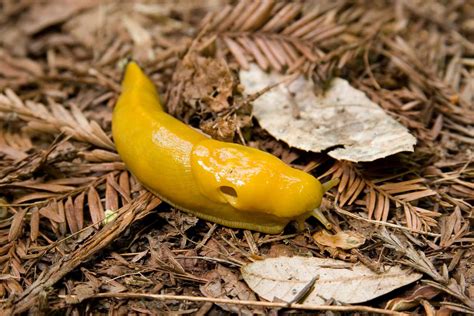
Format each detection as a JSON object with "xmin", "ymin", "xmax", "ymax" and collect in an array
[{"xmin": 59, "ymin": 292, "xmax": 406, "ymax": 315}]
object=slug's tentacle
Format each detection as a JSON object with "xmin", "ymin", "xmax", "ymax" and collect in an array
[
  {"xmin": 312, "ymin": 209, "xmax": 333, "ymax": 230},
  {"xmin": 322, "ymin": 178, "xmax": 340, "ymax": 192},
  {"xmin": 112, "ymin": 62, "xmax": 336, "ymax": 234}
]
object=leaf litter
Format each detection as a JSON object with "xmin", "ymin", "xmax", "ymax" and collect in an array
[{"xmin": 0, "ymin": 0, "xmax": 473, "ymax": 315}]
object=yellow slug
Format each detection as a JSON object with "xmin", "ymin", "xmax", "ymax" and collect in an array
[{"xmin": 112, "ymin": 62, "xmax": 337, "ymax": 234}]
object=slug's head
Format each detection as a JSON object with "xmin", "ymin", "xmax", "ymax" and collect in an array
[{"xmin": 191, "ymin": 139, "xmax": 323, "ymax": 218}]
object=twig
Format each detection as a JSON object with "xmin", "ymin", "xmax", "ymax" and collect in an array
[{"xmin": 59, "ymin": 292, "xmax": 406, "ymax": 315}]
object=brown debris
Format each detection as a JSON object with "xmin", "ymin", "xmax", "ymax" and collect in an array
[{"xmin": 0, "ymin": 0, "xmax": 472, "ymax": 314}]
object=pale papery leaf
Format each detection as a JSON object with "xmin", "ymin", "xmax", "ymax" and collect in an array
[
  {"xmin": 242, "ymin": 256, "xmax": 422, "ymax": 305},
  {"xmin": 240, "ymin": 64, "xmax": 417, "ymax": 162}
]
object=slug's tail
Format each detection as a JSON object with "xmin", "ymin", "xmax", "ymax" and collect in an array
[{"xmin": 121, "ymin": 61, "xmax": 164, "ymax": 111}]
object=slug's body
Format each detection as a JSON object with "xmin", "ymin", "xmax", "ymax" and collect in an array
[{"xmin": 113, "ymin": 62, "xmax": 333, "ymax": 234}]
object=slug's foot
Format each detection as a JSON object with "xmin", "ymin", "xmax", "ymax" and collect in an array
[{"xmin": 295, "ymin": 216, "xmax": 307, "ymax": 232}]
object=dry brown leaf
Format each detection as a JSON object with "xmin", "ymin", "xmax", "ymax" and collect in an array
[
  {"xmin": 201, "ymin": 265, "xmax": 260, "ymax": 316},
  {"xmin": 240, "ymin": 64, "xmax": 417, "ymax": 162},
  {"xmin": 367, "ymin": 188, "xmax": 377, "ymax": 220},
  {"xmin": 57, "ymin": 200, "xmax": 67, "ymax": 235},
  {"xmin": 74, "ymin": 193, "xmax": 85, "ymax": 231},
  {"xmin": 39, "ymin": 203, "xmax": 62, "ymax": 224},
  {"xmin": 13, "ymin": 192, "xmax": 59, "ymax": 204},
  {"xmin": 242, "ymin": 256, "xmax": 422, "ymax": 305},
  {"xmin": 105, "ymin": 174, "xmax": 119, "ymax": 212},
  {"xmin": 65, "ymin": 197, "xmax": 79, "ymax": 234},
  {"xmin": 385, "ymin": 285, "xmax": 441, "ymax": 311},
  {"xmin": 340, "ymin": 176, "xmax": 362, "ymax": 206},
  {"xmin": 181, "ymin": 55, "xmax": 234, "ymax": 113},
  {"xmin": 9, "ymin": 208, "xmax": 27, "ymax": 242},
  {"xmin": 29, "ymin": 207, "xmax": 39, "ymax": 242},
  {"xmin": 88, "ymin": 187, "xmax": 104, "ymax": 228},
  {"xmin": 69, "ymin": 283, "xmax": 98, "ymax": 304},
  {"xmin": 312, "ymin": 230, "xmax": 366, "ymax": 250},
  {"xmin": 395, "ymin": 189, "xmax": 437, "ymax": 202},
  {"xmin": 3, "ymin": 181, "xmax": 75, "ymax": 193},
  {"xmin": 118, "ymin": 172, "xmax": 131, "ymax": 204}
]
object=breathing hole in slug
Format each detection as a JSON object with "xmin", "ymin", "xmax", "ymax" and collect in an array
[
  {"xmin": 220, "ymin": 186, "xmax": 239, "ymax": 207},
  {"xmin": 220, "ymin": 186, "xmax": 238, "ymax": 197}
]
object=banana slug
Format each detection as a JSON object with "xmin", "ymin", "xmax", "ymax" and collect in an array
[{"xmin": 112, "ymin": 62, "xmax": 337, "ymax": 234}]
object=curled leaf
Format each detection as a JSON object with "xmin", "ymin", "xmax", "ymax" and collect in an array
[{"xmin": 312, "ymin": 230, "xmax": 366, "ymax": 250}]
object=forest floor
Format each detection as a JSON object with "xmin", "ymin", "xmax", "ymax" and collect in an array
[{"xmin": 0, "ymin": 0, "xmax": 473, "ymax": 315}]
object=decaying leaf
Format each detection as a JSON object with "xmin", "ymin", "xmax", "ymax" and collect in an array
[
  {"xmin": 178, "ymin": 55, "xmax": 235, "ymax": 113},
  {"xmin": 385, "ymin": 285, "xmax": 441, "ymax": 311},
  {"xmin": 201, "ymin": 265, "xmax": 261, "ymax": 315},
  {"xmin": 242, "ymin": 256, "xmax": 422, "ymax": 305},
  {"xmin": 240, "ymin": 64, "xmax": 417, "ymax": 162},
  {"xmin": 312, "ymin": 230, "xmax": 366, "ymax": 250}
]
